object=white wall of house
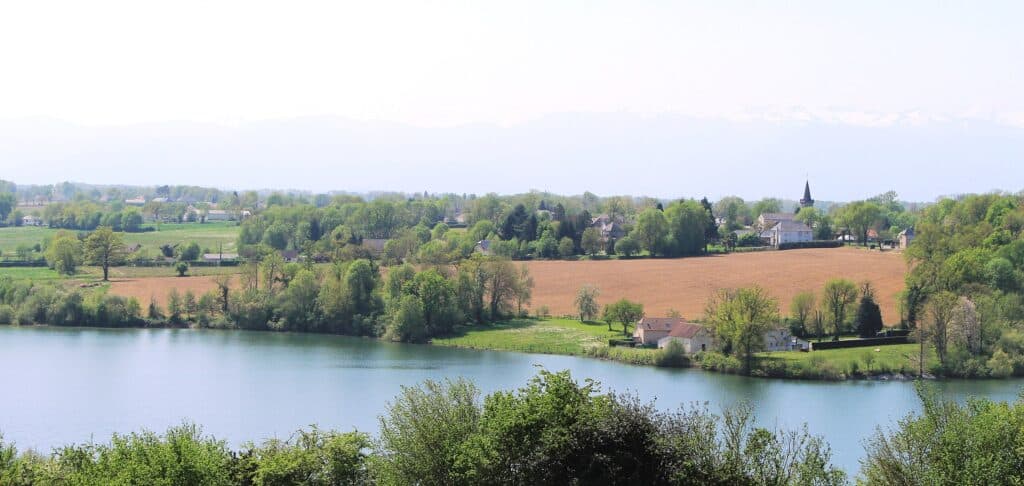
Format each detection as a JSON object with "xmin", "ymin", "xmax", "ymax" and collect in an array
[
  {"xmin": 762, "ymin": 328, "xmax": 809, "ymax": 351},
  {"xmin": 777, "ymin": 229, "xmax": 812, "ymax": 244},
  {"xmin": 634, "ymin": 329, "xmax": 671, "ymax": 346},
  {"xmin": 657, "ymin": 333, "xmax": 715, "ymax": 354}
]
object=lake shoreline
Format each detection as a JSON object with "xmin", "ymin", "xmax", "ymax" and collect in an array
[{"xmin": 0, "ymin": 320, "xmax": 976, "ymax": 382}]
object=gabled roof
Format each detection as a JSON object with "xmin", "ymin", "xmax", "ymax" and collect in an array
[
  {"xmin": 898, "ymin": 227, "xmax": 915, "ymax": 237},
  {"xmin": 760, "ymin": 212, "xmax": 795, "ymax": 222},
  {"xmin": 667, "ymin": 322, "xmax": 708, "ymax": 339},
  {"xmin": 637, "ymin": 317, "xmax": 684, "ymax": 331}
]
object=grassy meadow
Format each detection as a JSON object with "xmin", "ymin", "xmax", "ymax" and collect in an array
[
  {"xmin": 0, "ymin": 266, "xmax": 66, "ymax": 281},
  {"xmin": 757, "ymin": 343, "xmax": 932, "ymax": 377},
  {"xmin": 0, "ymin": 222, "xmax": 241, "ymax": 257},
  {"xmin": 434, "ymin": 318, "xmax": 930, "ymax": 378},
  {"xmin": 433, "ymin": 318, "xmax": 624, "ymax": 355}
]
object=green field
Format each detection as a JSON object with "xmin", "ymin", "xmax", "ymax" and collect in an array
[
  {"xmin": 0, "ymin": 223, "xmax": 240, "ymax": 257},
  {"xmin": 0, "ymin": 266, "xmax": 66, "ymax": 281},
  {"xmin": 754, "ymin": 343, "xmax": 934, "ymax": 378},
  {"xmin": 433, "ymin": 318, "xmax": 624, "ymax": 355},
  {"xmin": 433, "ymin": 318, "xmax": 934, "ymax": 378}
]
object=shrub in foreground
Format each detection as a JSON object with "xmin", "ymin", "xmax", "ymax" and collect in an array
[
  {"xmin": 0, "ymin": 371, "xmax": 846, "ymax": 485},
  {"xmin": 861, "ymin": 382, "xmax": 1024, "ymax": 485}
]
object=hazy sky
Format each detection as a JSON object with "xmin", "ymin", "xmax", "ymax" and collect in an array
[{"xmin": 0, "ymin": 1, "xmax": 1021, "ymax": 199}]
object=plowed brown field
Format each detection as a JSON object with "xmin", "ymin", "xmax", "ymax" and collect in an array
[
  {"xmin": 108, "ymin": 276, "xmax": 225, "ymax": 308},
  {"xmin": 525, "ymin": 248, "xmax": 908, "ymax": 324}
]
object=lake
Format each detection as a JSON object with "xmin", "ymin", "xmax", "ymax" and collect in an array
[{"xmin": 1, "ymin": 325, "xmax": 1022, "ymax": 476}]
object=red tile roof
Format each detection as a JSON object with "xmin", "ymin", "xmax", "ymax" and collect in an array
[
  {"xmin": 667, "ymin": 322, "xmax": 708, "ymax": 339},
  {"xmin": 637, "ymin": 317, "xmax": 685, "ymax": 331}
]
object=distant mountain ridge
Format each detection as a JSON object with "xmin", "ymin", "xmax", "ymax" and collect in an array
[{"xmin": 0, "ymin": 113, "xmax": 1020, "ymax": 201}]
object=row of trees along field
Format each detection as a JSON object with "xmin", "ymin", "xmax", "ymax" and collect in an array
[
  {"xmin": 5, "ymin": 176, "xmax": 925, "ymax": 262},
  {"xmin": 0, "ymin": 252, "xmax": 533, "ymax": 344}
]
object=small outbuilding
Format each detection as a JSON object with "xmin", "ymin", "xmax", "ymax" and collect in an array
[{"xmin": 657, "ymin": 322, "xmax": 716, "ymax": 354}]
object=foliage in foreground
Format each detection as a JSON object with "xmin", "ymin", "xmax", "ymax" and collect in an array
[
  {"xmin": 0, "ymin": 370, "xmax": 845, "ymax": 485},
  {"xmin": 861, "ymin": 381, "xmax": 1024, "ymax": 485}
]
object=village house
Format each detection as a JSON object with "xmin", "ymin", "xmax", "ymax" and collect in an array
[
  {"xmin": 897, "ymin": 227, "xmax": 915, "ymax": 249},
  {"xmin": 633, "ymin": 317, "xmax": 685, "ymax": 346},
  {"xmin": 202, "ymin": 253, "xmax": 239, "ymax": 263},
  {"xmin": 590, "ymin": 214, "xmax": 627, "ymax": 241},
  {"xmin": 204, "ymin": 209, "xmax": 232, "ymax": 222},
  {"xmin": 182, "ymin": 207, "xmax": 250, "ymax": 222},
  {"xmin": 757, "ymin": 212, "xmax": 795, "ymax": 231},
  {"xmin": 657, "ymin": 322, "xmax": 716, "ymax": 354},
  {"xmin": 755, "ymin": 181, "xmax": 818, "ymax": 247},
  {"xmin": 767, "ymin": 220, "xmax": 814, "ymax": 246},
  {"xmin": 21, "ymin": 214, "xmax": 43, "ymax": 227},
  {"xmin": 124, "ymin": 196, "xmax": 146, "ymax": 206},
  {"xmin": 763, "ymin": 328, "xmax": 808, "ymax": 352}
]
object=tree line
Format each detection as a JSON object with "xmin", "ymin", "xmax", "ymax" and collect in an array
[
  {"xmin": 900, "ymin": 192, "xmax": 1024, "ymax": 377},
  {"xmin": 1, "ymin": 252, "xmax": 533, "ymax": 344}
]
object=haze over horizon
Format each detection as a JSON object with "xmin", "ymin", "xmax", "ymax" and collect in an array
[{"xmin": 1, "ymin": 1, "xmax": 1021, "ymax": 201}]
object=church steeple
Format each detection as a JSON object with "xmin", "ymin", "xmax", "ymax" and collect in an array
[{"xmin": 800, "ymin": 180, "xmax": 814, "ymax": 208}]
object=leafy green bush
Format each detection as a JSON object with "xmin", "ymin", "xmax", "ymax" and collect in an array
[
  {"xmin": 862, "ymin": 382, "xmax": 1024, "ymax": 485},
  {"xmin": 655, "ymin": 340, "xmax": 691, "ymax": 367}
]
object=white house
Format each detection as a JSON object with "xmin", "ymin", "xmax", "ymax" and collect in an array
[
  {"xmin": 21, "ymin": 215, "xmax": 43, "ymax": 226},
  {"xmin": 763, "ymin": 328, "xmax": 808, "ymax": 352},
  {"xmin": 897, "ymin": 227, "xmax": 915, "ymax": 249},
  {"xmin": 204, "ymin": 209, "xmax": 232, "ymax": 221},
  {"xmin": 758, "ymin": 212, "xmax": 795, "ymax": 231},
  {"xmin": 657, "ymin": 322, "xmax": 716, "ymax": 354},
  {"xmin": 768, "ymin": 220, "xmax": 813, "ymax": 246},
  {"xmin": 202, "ymin": 253, "xmax": 239, "ymax": 263}
]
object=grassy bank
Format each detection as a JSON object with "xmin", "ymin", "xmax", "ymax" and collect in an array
[
  {"xmin": 434, "ymin": 317, "xmax": 936, "ymax": 379},
  {"xmin": 738, "ymin": 344, "xmax": 933, "ymax": 380},
  {"xmin": 432, "ymin": 318, "xmax": 623, "ymax": 355},
  {"xmin": 432, "ymin": 318, "xmax": 687, "ymax": 368}
]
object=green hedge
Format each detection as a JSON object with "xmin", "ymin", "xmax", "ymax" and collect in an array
[
  {"xmin": 777, "ymin": 240, "xmax": 843, "ymax": 250},
  {"xmin": 810, "ymin": 336, "xmax": 908, "ymax": 350}
]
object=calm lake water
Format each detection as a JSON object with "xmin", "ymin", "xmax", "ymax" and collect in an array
[{"xmin": 1, "ymin": 326, "xmax": 1022, "ymax": 475}]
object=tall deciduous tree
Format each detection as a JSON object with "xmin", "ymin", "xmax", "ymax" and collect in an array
[
  {"xmin": 580, "ymin": 227, "xmax": 603, "ymax": 256},
  {"xmin": 926, "ymin": 291, "xmax": 958, "ymax": 366},
  {"xmin": 574, "ymin": 285, "xmax": 600, "ymax": 322},
  {"xmin": 84, "ymin": 226, "xmax": 125, "ymax": 281},
  {"xmin": 211, "ymin": 274, "xmax": 232, "ymax": 313},
  {"xmin": 822, "ymin": 279, "xmax": 858, "ymax": 341},
  {"xmin": 790, "ymin": 291, "xmax": 816, "ymax": 336},
  {"xmin": 484, "ymin": 258, "xmax": 523, "ymax": 320},
  {"xmin": 602, "ymin": 298, "xmax": 644, "ymax": 336},
  {"xmin": 633, "ymin": 208, "xmax": 668, "ymax": 257},
  {"xmin": 46, "ymin": 232, "xmax": 82, "ymax": 275},
  {"xmin": 664, "ymin": 200, "xmax": 708, "ymax": 256},
  {"xmin": 834, "ymin": 201, "xmax": 883, "ymax": 246},
  {"xmin": 705, "ymin": 286, "xmax": 779, "ymax": 374}
]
